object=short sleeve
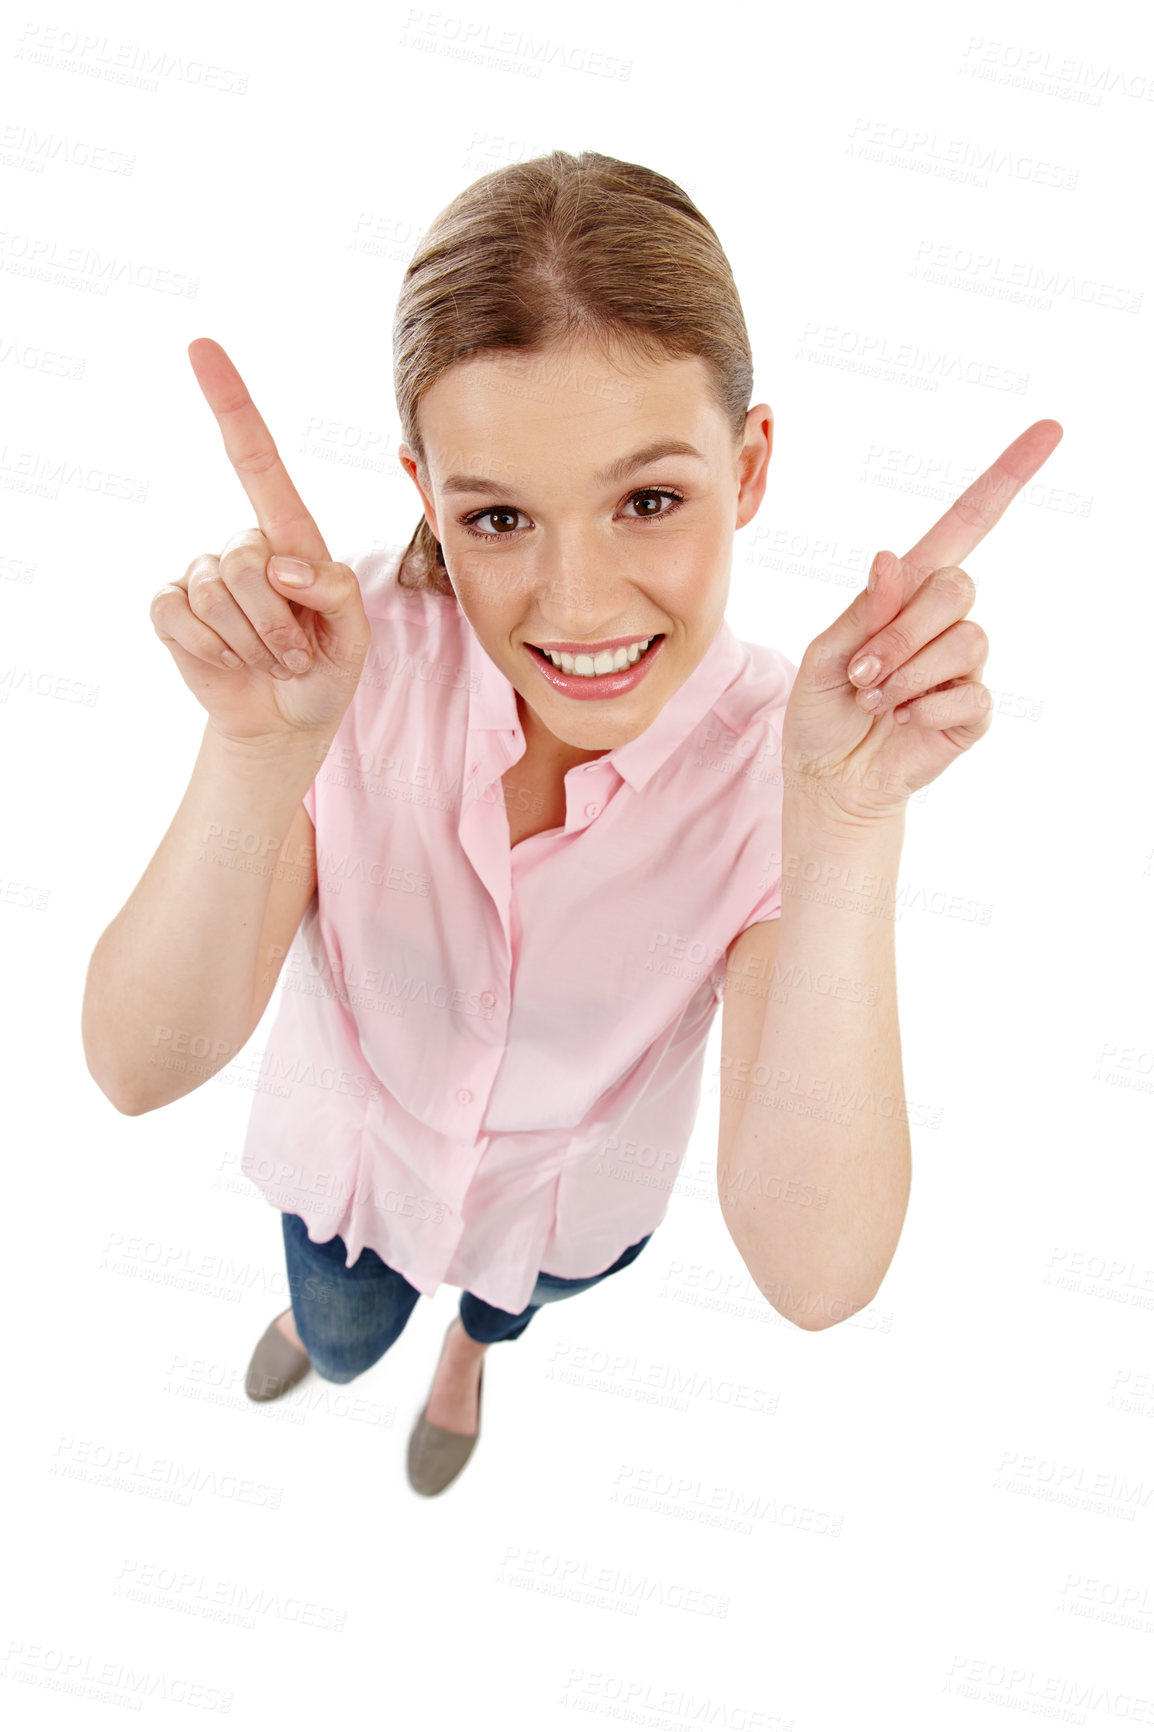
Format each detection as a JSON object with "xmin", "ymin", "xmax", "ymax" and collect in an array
[
  {"xmin": 711, "ymin": 849, "xmax": 782, "ymax": 1006},
  {"xmin": 732, "ymin": 882, "xmax": 782, "ymax": 940},
  {"xmin": 728, "ymin": 652, "xmax": 796, "ymax": 941}
]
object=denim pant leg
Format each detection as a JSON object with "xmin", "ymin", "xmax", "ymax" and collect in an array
[
  {"xmin": 280, "ymin": 1210, "xmax": 422, "ymax": 1385},
  {"xmin": 459, "ymin": 1232, "xmax": 653, "ymax": 1345}
]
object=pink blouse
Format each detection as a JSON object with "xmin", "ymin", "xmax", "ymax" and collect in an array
[{"xmin": 239, "ymin": 544, "xmax": 798, "ymax": 1314}]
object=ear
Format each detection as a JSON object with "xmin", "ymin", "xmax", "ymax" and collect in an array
[
  {"xmin": 734, "ymin": 404, "xmax": 772, "ymax": 533},
  {"xmin": 398, "ymin": 445, "xmax": 441, "ymax": 543}
]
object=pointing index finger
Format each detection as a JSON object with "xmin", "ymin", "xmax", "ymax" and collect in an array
[
  {"xmin": 897, "ymin": 418, "xmax": 1064, "ymax": 590},
  {"xmin": 187, "ymin": 337, "xmax": 331, "ymax": 564}
]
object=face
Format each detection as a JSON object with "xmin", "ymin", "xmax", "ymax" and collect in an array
[{"xmin": 398, "ymin": 336, "xmax": 773, "ymax": 769}]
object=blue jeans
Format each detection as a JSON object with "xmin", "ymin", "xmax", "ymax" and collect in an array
[{"xmin": 280, "ymin": 1210, "xmax": 653, "ymax": 1385}]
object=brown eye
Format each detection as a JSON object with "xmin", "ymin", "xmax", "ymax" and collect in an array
[
  {"xmin": 622, "ymin": 488, "xmax": 685, "ymax": 520},
  {"xmin": 462, "ymin": 508, "xmax": 525, "ymax": 539}
]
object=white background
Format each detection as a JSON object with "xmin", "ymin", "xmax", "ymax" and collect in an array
[{"xmin": 4, "ymin": 0, "xmax": 1153, "ymax": 1726}]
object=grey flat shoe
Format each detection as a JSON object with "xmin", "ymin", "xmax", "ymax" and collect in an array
[
  {"xmin": 407, "ymin": 1325, "xmax": 484, "ymax": 1496},
  {"xmin": 245, "ymin": 1308, "xmax": 312, "ymax": 1402}
]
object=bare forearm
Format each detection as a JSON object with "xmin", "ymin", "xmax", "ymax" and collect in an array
[
  {"xmin": 82, "ymin": 723, "xmax": 322, "ymax": 1113},
  {"xmin": 719, "ymin": 793, "xmax": 910, "ymax": 1329}
]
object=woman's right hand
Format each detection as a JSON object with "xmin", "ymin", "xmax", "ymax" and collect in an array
[{"xmin": 150, "ymin": 338, "xmax": 372, "ymax": 748}]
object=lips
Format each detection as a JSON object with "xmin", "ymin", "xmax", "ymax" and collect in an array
[{"xmin": 525, "ymin": 631, "xmax": 667, "ymax": 700}]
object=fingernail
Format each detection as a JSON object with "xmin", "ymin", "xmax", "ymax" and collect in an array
[
  {"xmin": 271, "ymin": 557, "xmax": 313, "ymax": 587},
  {"xmin": 283, "ymin": 649, "xmax": 311, "ymax": 673},
  {"xmin": 849, "ymin": 654, "xmax": 882, "ymax": 685}
]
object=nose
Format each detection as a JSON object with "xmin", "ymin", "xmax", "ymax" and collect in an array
[{"xmin": 528, "ymin": 527, "xmax": 629, "ymax": 632}]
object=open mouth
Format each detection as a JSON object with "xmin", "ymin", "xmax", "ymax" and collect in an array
[{"xmin": 527, "ymin": 635, "xmax": 665, "ymax": 674}]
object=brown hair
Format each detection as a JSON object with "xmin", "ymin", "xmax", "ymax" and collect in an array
[{"xmin": 391, "ymin": 150, "xmax": 755, "ymax": 599}]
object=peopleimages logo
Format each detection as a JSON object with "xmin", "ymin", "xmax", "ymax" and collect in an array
[
  {"xmin": 847, "ymin": 116, "xmax": 1079, "ymax": 190},
  {"xmin": 912, "ymin": 239, "xmax": 1142, "ymax": 315},
  {"xmin": 0, "ymin": 228, "xmax": 198, "ymax": 297},
  {"xmin": 959, "ymin": 36, "xmax": 1154, "ymax": 106},
  {"xmin": 15, "ymin": 23, "xmax": 249, "ymax": 95},
  {"xmin": 396, "ymin": 10, "xmax": 632, "ymax": 81}
]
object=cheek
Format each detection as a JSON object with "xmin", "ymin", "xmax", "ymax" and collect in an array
[
  {"xmin": 644, "ymin": 529, "xmax": 720, "ymax": 599},
  {"xmin": 449, "ymin": 549, "xmax": 529, "ymax": 610}
]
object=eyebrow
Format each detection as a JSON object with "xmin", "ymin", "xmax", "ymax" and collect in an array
[{"xmin": 439, "ymin": 439, "xmax": 708, "ymax": 496}]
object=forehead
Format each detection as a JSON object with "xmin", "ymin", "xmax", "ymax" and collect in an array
[{"xmin": 416, "ymin": 341, "xmax": 724, "ymax": 481}]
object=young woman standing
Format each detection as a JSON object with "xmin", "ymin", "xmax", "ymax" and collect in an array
[{"xmin": 82, "ymin": 151, "xmax": 1061, "ymax": 1495}]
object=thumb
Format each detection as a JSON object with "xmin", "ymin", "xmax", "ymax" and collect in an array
[{"xmin": 268, "ymin": 556, "xmax": 370, "ymax": 669}]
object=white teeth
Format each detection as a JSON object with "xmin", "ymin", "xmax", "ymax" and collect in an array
[{"xmin": 538, "ymin": 636, "xmax": 657, "ymax": 676}]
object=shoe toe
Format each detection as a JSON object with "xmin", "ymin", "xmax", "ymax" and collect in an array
[
  {"xmin": 407, "ymin": 1361, "xmax": 483, "ymax": 1495},
  {"xmin": 245, "ymin": 1315, "xmax": 312, "ymax": 1402}
]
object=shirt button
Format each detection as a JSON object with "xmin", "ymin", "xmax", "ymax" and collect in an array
[
  {"xmin": 456, "ymin": 1087, "xmax": 473, "ymax": 1105},
  {"xmin": 480, "ymin": 990, "xmax": 496, "ymax": 1008},
  {"xmin": 585, "ymin": 802, "xmax": 601, "ymax": 819}
]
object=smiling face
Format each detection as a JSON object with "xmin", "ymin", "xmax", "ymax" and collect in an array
[{"xmin": 398, "ymin": 335, "xmax": 773, "ymax": 769}]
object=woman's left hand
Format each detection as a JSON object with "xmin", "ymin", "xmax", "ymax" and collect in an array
[{"xmin": 781, "ymin": 419, "xmax": 1064, "ymax": 829}]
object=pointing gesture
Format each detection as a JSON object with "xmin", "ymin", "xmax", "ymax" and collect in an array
[
  {"xmin": 149, "ymin": 338, "xmax": 370, "ymax": 748},
  {"xmin": 188, "ymin": 338, "xmax": 333, "ymax": 565},
  {"xmin": 781, "ymin": 419, "xmax": 1065, "ymax": 826}
]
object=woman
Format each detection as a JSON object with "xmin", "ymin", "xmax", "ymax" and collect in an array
[{"xmin": 82, "ymin": 150, "xmax": 1061, "ymax": 1496}]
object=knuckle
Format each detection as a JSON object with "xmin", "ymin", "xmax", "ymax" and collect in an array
[
  {"xmin": 880, "ymin": 620, "xmax": 916, "ymax": 662},
  {"xmin": 218, "ymin": 531, "xmax": 270, "ymax": 579},
  {"xmin": 235, "ymin": 449, "xmax": 280, "ymax": 482},
  {"xmin": 149, "ymin": 584, "xmax": 184, "ymax": 623},
  {"xmin": 239, "ymin": 641, "xmax": 278, "ymax": 671},
  {"xmin": 218, "ymin": 545, "xmax": 265, "ymax": 583},
  {"xmin": 189, "ymin": 572, "xmax": 229, "ymax": 614},
  {"xmin": 933, "ymin": 565, "xmax": 976, "ymax": 604},
  {"xmin": 951, "ymin": 497, "xmax": 988, "ymax": 533},
  {"xmin": 258, "ymin": 618, "xmax": 303, "ymax": 650},
  {"xmin": 219, "ymin": 526, "xmax": 267, "ymax": 559},
  {"xmin": 239, "ymin": 637, "xmax": 280, "ymax": 671}
]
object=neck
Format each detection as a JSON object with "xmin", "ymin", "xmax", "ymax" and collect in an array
[{"xmin": 517, "ymin": 693, "xmax": 609, "ymax": 771}]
